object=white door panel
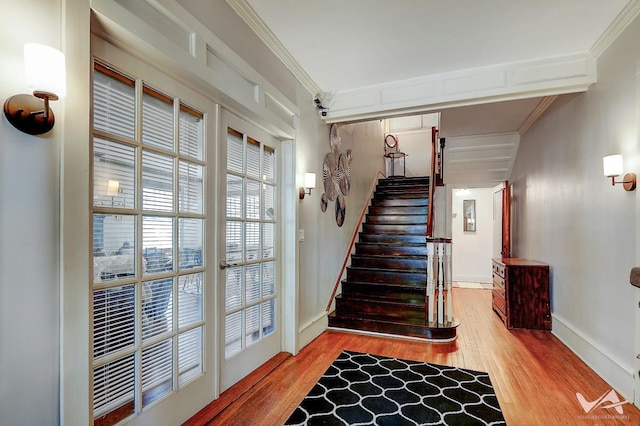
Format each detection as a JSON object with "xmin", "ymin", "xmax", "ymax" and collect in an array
[{"xmin": 219, "ymin": 110, "xmax": 282, "ymax": 391}]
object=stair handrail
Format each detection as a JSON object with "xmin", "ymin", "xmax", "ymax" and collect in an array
[
  {"xmin": 426, "ymin": 127, "xmax": 437, "ymax": 237},
  {"xmin": 326, "ymin": 170, "xmax": 386, "ymax": 312}
]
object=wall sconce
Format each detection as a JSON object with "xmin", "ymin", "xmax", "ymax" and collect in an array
[
  {"xmin": 3, "ymin": 43, "xmax": 67, "ymax": 135},
  {"xmin": 107, "ymin": 180, "xmax": 123, "ymax": 207},
  {"xmin": 603, "ymin": 154, "xmax": 636, "ymax": 191},
  {"xmin": 107, "ymin": 180, "xmax": 120, "ymax": 196},
  {"xmin": 299, "ymin": 172, "xmax": 316, "ymax": 199}
]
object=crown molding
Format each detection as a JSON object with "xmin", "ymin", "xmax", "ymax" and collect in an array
[
  {"xmin": 591, "ymin": 0, "xmax": 640, "ymax": 58},
  {"xmin": 226, "ymin": 0, "xmax": 322, "ymax": 97}
]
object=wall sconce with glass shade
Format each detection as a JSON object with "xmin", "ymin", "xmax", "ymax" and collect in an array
[
  {"xmin": 603, "ymin": 154, "xmax": 636, "ymax": 191},
  {"xmin": 3, "ymin": 43, "xmax": 66, "ymax": 135},
  {"xmin": 299, "ymin": 172, "xmax": 317, "ymax": 200}
]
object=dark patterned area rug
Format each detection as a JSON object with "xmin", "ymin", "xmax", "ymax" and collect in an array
[{"xmin": 285, "ymin": 351, "xmax": 506, "ymax": 425}]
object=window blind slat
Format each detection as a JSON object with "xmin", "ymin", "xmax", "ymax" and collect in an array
[
  {"xmin": 245, "ymin": 179, "xmax": 260, "ymax": 220},
  {"xmin": 262, "ymin": 223, "xmax": 274, "ymax": 259},
  {"xmin": 142, "ymin": 150, "xmax": 174, "ymax": 212},
  {"xmin": 245, "ymin": 222, "xmax": 260, "ymax": 261},
  {"xmin": 262, "ymin": 261, "xmax": 275, "ymax": 298},
  {"xmin": 93, "ymin": 138, "xmax": 136, "ymax": 209},
  {"xmin": 246, "ymin": 142, "xmax": 260, "ymax": 179},
  {"xmin": 245, "ymin": 304, "xmax": 260, "ymax": 347},
  {"xmin": 245, "ymin": 264, "xmax": 260, "ymax": 304},
  {"xmin": 226, "ymin": 175, "xmax": 243, "ymax": 218},
  {"xmin": 225, "ymin": 267, "xmax": 242, "ymax": 311},
  {"xmin": 227, "ymin": 130, "xmax": 243, "ymax": 173},
  {"xmin": 262, "ymin": 299, "xmax": 275, "ymax": 337},
  {"xmin": 226, "ymin": 221, "xmax": 243, "ymax": 263},
  {"xmin": 263, "ymin": 183, "xmax": 275, "ymax": 221},
  {"xmin": 178, "ymin": 327, "xmax": 203, "ymax": 386},
  {"xmin": 141, "ymin": 339, "xmax": 173, "ymax": 406},
  {"xmin": 142, "ymin": 89, "xmax": 174, "ymax": 151},
  {"xmin": 263, "ymin": 146, "xmax": 275, "ymax": 182},
  {"xmin": 93, "ymin": 353, "xmax": 135, "ymax": 417},
  {"xmin": 93, "ymin": 285, "xmax": 135, "ymax": 359},
  {"xmin": 178, "ymin": 273, "xmax": 203, "ymax": 327},
  {"xmin": 178, "ymin": 218, "xmax": 203, "ymax": 270},
  {"xmin": 179, "ymin": 107, "xmax": 204, "ymax": 160},
  {"xmin": 179, "ymin": 161, "xmax": 203, "ymax": 214},
  {"xmin": 93, "ymin": 69, "xmax": 135, "ymax": 139},
  {"xmin": 225, "ymin": 311, "xmax": 242, "ymax": 358},
  {"xmin": 142, "ymin": 278, "xmax": 173, "ymax": 340}
]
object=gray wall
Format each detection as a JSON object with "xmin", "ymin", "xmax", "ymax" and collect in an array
[
  {"xmin": 296, "ymin": 109, "xmax": 385, "ymax": 340},
  {"xmin": 510, "ymin": 13, "xmax": 640, "ymax": 399},
  {"xmin": 0, "ymin": 1, "xmax": 62, "ymax": 424}
]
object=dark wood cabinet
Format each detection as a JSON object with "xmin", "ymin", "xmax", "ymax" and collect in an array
[{"xmin": 492, "ymin": 258, "xmax": 551, "ymax": 330}]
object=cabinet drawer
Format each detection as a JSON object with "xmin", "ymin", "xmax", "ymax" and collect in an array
[
  {"xmin": 493, "ymin": 274, "xmax": 505, "ymax": 290},
  {"xmin": 492, "ymin": 290, "xmax": 506, "ymax": 320},
  {"xmin": 492, "ymin": 285, "xmax": 505, "ymax": 300},
  {"xmin": 492, "ymin": 262, "xmax": 505, "ymax": 278}
]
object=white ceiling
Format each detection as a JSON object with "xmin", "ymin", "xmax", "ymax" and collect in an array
[
  {"xmin": 223, "ymin": 0, "xmax": 634, "ymax": 185},
  {"xmin": 242, "ymin": 0, "xmax": 628, "ymax": 94}
]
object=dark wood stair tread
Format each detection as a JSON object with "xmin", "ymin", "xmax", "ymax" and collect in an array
[
  {"xmin": 327, "ymin": 312, "xmax": 459, "ymax": 341},
  {"xmin": 330, "ymin": 176, "xmax": 457, "ymax": 341}
]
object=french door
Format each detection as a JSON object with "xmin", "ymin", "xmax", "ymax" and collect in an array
[
  {"xmin": 90, "ymin": 38, "xmax": 217, "ymax": 425},
  {"xmin": 219, "ymin": 110, "xmax": 281, "ymax": 391}
]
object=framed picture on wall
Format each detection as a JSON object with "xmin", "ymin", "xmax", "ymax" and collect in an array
[{"xmin": 463, "ymin": 199, "xmax": 476, "ymax": 232}]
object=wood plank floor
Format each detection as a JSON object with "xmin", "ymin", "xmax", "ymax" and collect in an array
[{"xmin": 185, "ymin": 288, "xmax": 640, "ymax": 425}]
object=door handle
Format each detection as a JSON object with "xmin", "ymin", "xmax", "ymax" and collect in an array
[{"xmin": 219, "ymin": 260, "xmax": 238, "ymax": 270}]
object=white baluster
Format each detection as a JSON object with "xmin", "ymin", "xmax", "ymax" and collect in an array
[
  {"xmin": 445, "ymin": 242, "xmax": 452, "ymax": 323},
  {"xmin": 427, "ymin": 241, "xmax": 435, "ymax": 324},
  {"xmin": 437, "ymin": 242, "xmax": 444, "ymax": 325}
]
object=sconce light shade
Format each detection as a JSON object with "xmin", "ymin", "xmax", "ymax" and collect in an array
[
  {"xmin": 107, "ymin": 180, "xmax": 120, "ymax": 197},
  {"xmin": 24, "ymin": 43, "xmax": 67, "ymax": 99},
  {"xmin": 3, "ymin": 43, "xmax": 66, "ymax": 135},
  {"xmin": 603, "ymin": 154, "xmax": 623, "ymax": 177},
  {"xmin": 304, "ymin": 172, "xmax": 316, "ymax": 189},
  {"xmin": 299, "ymin": 172, "xmax": 317, "ymax": 199},
  {"xmin": 603, "ymin": 154, "xmax": 636, "ymax": 191}
]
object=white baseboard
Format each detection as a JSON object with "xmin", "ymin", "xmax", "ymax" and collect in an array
[
  {"xmin": 452, "ymin": 274, "xmax": 492, "ymax": 283},
  {"xmin": 552, "ymin": 313, "xmax": 635, "ymax": 402},
  {"xmin": 297, "ymin": 311, "xmax": 328, "ymax": 352}
]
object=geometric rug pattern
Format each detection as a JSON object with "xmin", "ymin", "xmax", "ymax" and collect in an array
[{"xmin": 285, "ymin": 351, "xmax": 506, "ymax": 425}]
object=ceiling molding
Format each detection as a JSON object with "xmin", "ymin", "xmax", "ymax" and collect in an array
[
  {"xmin": 226, "ymin": 0, "xmax": 322, "ymax": 97},
  {"xmin": 591, "ymin": 0, "xmax": 640, "ymax": 58},
  {"xmin": 448, "ymin": 144, "xmax": 516, "ymax": 154},
  {"xmin": 518, "ymin": 96, "xmax": 557, "ymax": 135},
  {"xmin": 324, "ymin": 53, "xmax": 595, "ymax": 123}
]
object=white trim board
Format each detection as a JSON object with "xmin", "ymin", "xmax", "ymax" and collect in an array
[
  {"xmin": 297, "ymin": 311, "xmax": 328, "ymax": 353},
  {"xmin": 551, "ymin": 313, "xmax": 635, "ymax": 402},
  {"xmin": 91, "ymin": 0, "xmax": 298, "ymax": 139}
]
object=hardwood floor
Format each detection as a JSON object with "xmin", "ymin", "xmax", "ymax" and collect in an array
[{"xmin": 185, "ymin": 288, "xmax": 640, "ymax": 425}]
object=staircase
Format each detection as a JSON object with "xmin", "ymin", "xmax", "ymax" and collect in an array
[{"xmin": 328, "ymin": 176, "xmax": 458, "ymax": 340}]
